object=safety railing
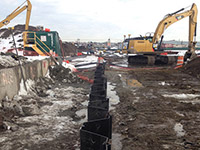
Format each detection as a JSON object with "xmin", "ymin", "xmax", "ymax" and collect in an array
[
  {"xmin": 23, "ymin": 31, "xmax": 51, "ymax": 56},
  {"xmin": 23, "ymin": 31, "xmax": 58, "ymax": 64}
]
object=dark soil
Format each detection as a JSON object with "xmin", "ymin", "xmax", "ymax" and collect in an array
[
  {"xmin": 49, "ymin": 65, "xmax": 84, "ymax": 83},
  {"xmin": 0, "ymin": 64, "xmax": 6, "ymax": 69},
  {"xmin": 105, "ymin": 58, "xmax": 200, "ymax": 150},
  {"xmin": 181, "ymin": 57, "xmax": 200, "ymax": 79},
  {"xmin": 0, "ymin": 24, "xmax": 36, "ymax": 39},
  {"xmin": 61, "ymin": 42, "xmax": 77, "ymax": 56},
  {"xmin": 1, "ymin": 56, "xmax": 200, "ymax": 150}
]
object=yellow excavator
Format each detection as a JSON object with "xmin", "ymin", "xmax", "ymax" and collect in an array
[
  {"xmin": 0, "ymin": 0, "xmax": 32, "ymax": 30},
  {"xmin": 123, "ymin": 3, "xmax": 197, "ymax": 65}
]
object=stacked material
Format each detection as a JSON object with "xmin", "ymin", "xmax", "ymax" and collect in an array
[{"xmin": 80, "ymin": 63, "xmax": 112, "ymax": 150}]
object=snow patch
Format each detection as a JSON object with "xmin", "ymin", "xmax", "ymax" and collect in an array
[
  {"xmin": 62, "ymin": 61, "xmax": 76, "ymax": 71},
  {"xmin": 26, "ymin": 56, "xmax": 49, "ymax": 62},
  {"xmin": 76, "ymin": 64, "xmax": 97, "ymax": 69},
  {"xmin": 174, "ymin": 123, "xmax": 185, "ymax": 137},
  {"xmin": 72, "ymin": 55, "xmax": 98, "ymax": 63},
  {"xmin": 18, "ymin": 79, "xmax": 35, "ymax": 95},
  {"xmin": 0, "ymin": 33, "xmax": 23, "ymax": 53},
  {"xmin": 158, "ymin": 81, "xmax": 170, "ymax": 86},
  {"xmin": 107, "ymin": 82, "xmax": 120, "ymax": 110},
  {"xmin": 163, "ymin": 93, "xmax": 200, "ymax": 99},
  {"xmin": 0, "ymin": 55, "xmax": 20, "ymax": 67}
]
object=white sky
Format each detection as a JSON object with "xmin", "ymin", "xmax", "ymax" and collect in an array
[{"xmin": 0, "ymin": 0, "xmax": 200, "ymax": 42}]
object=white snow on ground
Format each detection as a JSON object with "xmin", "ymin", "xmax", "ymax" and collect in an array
[
  {"xmin": 107, "ymin": 82, "xmax": 120, "ymax": 110},
  {"xmin": 0, "ymin": 55, "xmax": 20, "ymax": 67},
  {"xmin": 72, "ymin": 55, "xmax": 98, "ymax": 64},
  {"xmin": 0, "ymin": 33, "xmax": 23, "ymax": 53},
  {"xmin": 62, "ymin": 61, "xmax": 77, "ymax": 71},
  {"xmin": 26, "ymin": 56, "xmax": 49, "ymax": 62},
  {"xmin": 165, "ymin": 50, "xmax": 200, "ymax": 56},
  {"xmin": 163, "ymin": 93, "xmax": 200, "ymax": 99},
  {"xmin": 70, "ymin": 55, "xmax": 99, "ymax": 69},
  {"xmin": 174, "ymin": 123, "xmax": 185, "ymax": 137},
  {"xmin": 113, "ymin": 53, "xmax": 125, "ymax": 57},
  {"xmin": 0, "ymin": 84, "xmax": 86, "ymax": 149},
  {"xmin": 9, "ymin": 49, "xmax": 24, "ymax": 56},
  {"xmin": 158, "ymin": 81, "xmax": 170, "ymax": 86},
  {"xmin": 76, "ymin": 64, "xmax": 97, "ymax": 69},
  {"xmin": 180, "ymin": 99, "xmax": 200, "ymax": 105},
  {"xmin": 18, "ymin": 79, "xmax": 35, "ymax": 95}
]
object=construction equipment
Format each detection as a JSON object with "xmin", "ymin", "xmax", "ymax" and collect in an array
[
  {"xmin": 23, "ymin": 30, "xmax": 63, "ymax": 56},
  {"xmin": 124, "ymin": 3, "xmax": 197, "ymax": 65},
  {"xmin": 0, "ymin": 0, "xmax": 63, "ymax": 64},
  {"xmin": 0, "ymin": 0, "xmax": 32, "ymax": 30}
]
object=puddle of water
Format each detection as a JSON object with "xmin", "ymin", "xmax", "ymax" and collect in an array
[
  {"xmin": 107, "ymin": 82, "xmax": 120, "ymax": 110},
  {"xmin": 174, "ymin": 123, "xmax": 185, "ymax": 137},
  {"xmin": 112, "ymin": 133, "xmax": 123, "ymax": 150}
]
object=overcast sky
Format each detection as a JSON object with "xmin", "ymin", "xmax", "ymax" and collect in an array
[{"xmin": 0, "ymin": 0, "xmax": 199, "ymax": 42}]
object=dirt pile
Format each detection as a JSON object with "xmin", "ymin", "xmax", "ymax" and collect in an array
[
  {"xmin": 181, "ymin": 57, "xmax": 200, "ymax": 79},
  {"xmin": 61, "ymin": 42, "xmax": 77, "ymax": 56},
  {"xmin": 49, "ymin": 65, "xmax": 83, "ymax": 83},
  {"xmin": 0, "ymin": 24, "xmax": 36, "ymax": 39}
]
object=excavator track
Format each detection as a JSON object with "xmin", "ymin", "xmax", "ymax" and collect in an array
[
  {"xmin": 128, "ymin": 55, "xmax": 155, "ymax": 65},
  {"xmin": 128, "ymin": 55, "xmax": 177, "ymax": 66}
]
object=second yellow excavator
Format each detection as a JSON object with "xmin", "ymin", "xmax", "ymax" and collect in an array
[{"xmin": 123, "ymin": 3, "xmax": 197, "ymax": 65}]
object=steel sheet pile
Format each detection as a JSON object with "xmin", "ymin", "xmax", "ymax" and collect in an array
[{"xmin": 80, "ymin": 62, "xmax": 112, "ymax": 150}]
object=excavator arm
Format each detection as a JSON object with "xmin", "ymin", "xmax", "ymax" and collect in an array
[
  {"xmin": 188, "ymin": 4, "xmax": 198, "ymax": 52},
  {"xmin": 152, "ymin": 3, "xmax": 197, "ymax": 46},
  {"xmin": 0, "ymin": 0, "xmax": 32, "ymax": 30}
]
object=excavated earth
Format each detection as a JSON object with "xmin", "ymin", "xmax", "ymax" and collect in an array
[
  {"xmin": 107, "ymin": 57, "xmax": 200, "ymax": 150},
  {"xmin": 0, "ymin": 56, "xmax": 200, "ymax": 150}
]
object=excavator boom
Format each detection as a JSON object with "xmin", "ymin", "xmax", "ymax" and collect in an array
[
  {"xmin": 0, "ymin": 0, "xmax": 32, "ymax": 30},
  {"xmin": 152, "ymin": 3, "xmax": 197, "ymax": 50}
]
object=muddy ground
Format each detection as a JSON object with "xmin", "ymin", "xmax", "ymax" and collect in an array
[
  {"xmin": 107, "ymin": 58, "xmax": 200, "ymax": 150},
  {"xmin": 0, "ymin": 57, "xmax": 200, "ymax": 150},
  {"xmin": 108, "ymin": 69, "xmax": 200, "ymax": 150}
]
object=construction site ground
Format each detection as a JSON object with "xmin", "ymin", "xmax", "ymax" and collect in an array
[{"xmin": 0, "ymin": 55, "xmax": 200, "ymax": 150}]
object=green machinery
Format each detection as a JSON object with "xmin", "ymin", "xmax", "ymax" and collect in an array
[{"xmin": 23, "ymin": 30, "xmax": 63, "ymax": 57}]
